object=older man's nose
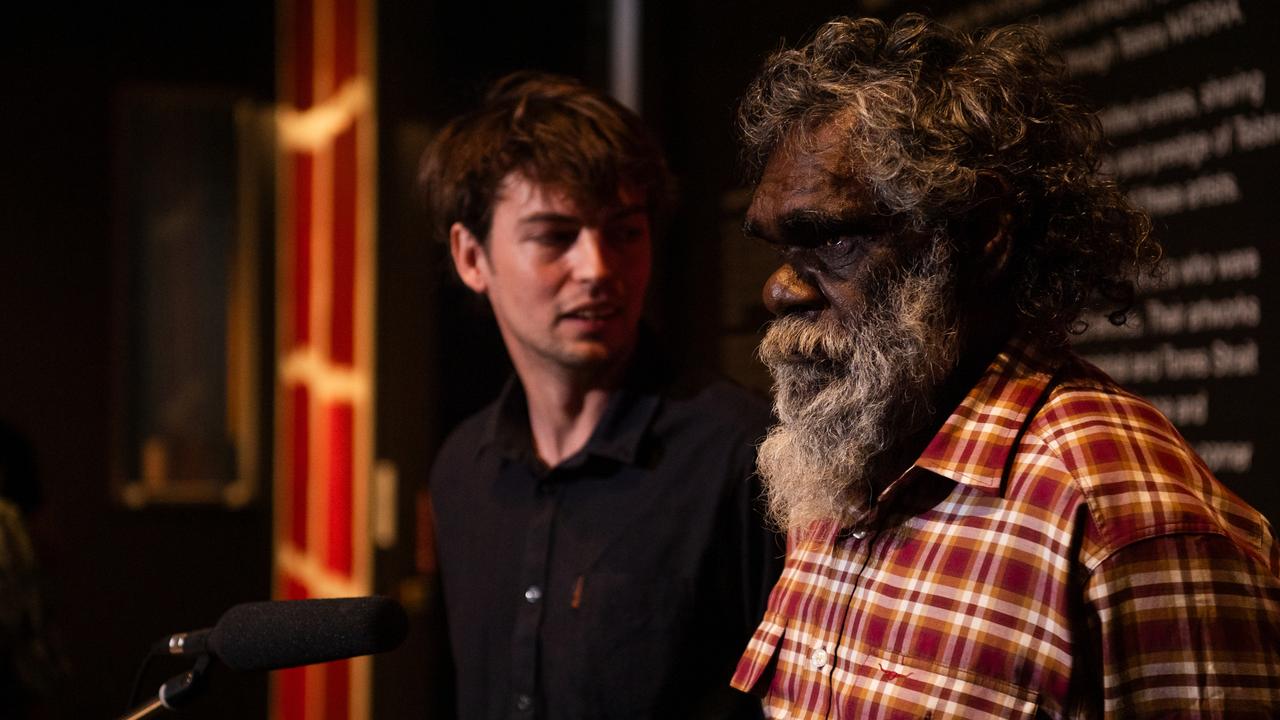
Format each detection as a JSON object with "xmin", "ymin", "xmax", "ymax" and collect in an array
[{"xmin": 763, "ymin": 263, "xmax": 823, "ymax": 317}]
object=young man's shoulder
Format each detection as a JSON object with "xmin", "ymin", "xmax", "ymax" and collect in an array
[
  {"xmin": 654, "ymin": 375, "xmax": 773, "ymax": 441},
  {"xmin": 428, "ymin": 397, "xmax": 503, "ymax": 486}
]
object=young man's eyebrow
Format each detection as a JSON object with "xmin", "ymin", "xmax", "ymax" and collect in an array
[
  {"xmin": 519, "ymin": 204, "xmax": 646, "ymax": 226},
  {"xmin": 603, "ymin": 204, "xmax": 648, "ymax": 221},
  {"xmin": 518, "ymin": 212, "xmax": 582, "ymax": 225}
]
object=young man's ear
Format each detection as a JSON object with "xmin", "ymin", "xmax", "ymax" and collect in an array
[{"xmin": 449, "ymin": 222, "xmax": 491, "ymax": 294}]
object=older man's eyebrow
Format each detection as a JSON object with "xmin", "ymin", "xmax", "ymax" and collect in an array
[{"xmin": 775, "ymin": 210, "xmax": 883, "ymax": 245}]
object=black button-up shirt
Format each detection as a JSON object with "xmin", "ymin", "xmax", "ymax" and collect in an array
[{"xmin": 429, "ymin": 352, "xmax": 782, "ymax": 720}]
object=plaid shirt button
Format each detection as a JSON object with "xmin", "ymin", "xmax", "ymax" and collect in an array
[{"xmin": 810, "ymin": 646, "xmax": 830, "ymax": 669}]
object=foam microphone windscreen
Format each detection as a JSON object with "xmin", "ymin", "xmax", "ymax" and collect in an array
[{"xmin": 207, "ymin": 596, "xmax": 409, "ymax": 672}]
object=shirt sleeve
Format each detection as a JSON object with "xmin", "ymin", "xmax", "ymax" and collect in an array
[{"xmin": 1086, "ymin": 531, "xmax": 1280, "ymax": 717}]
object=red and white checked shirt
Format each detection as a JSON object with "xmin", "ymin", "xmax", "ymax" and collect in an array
[{"xmin": 733, "ymin": 340, "xmax": 1280, "ymax": 718}]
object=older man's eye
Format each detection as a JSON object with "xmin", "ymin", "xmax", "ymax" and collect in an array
[
  {"xmin": 810, "ymin": 234, "xmax": 875, "ymax": 270},
  {"xmin": 818, "ymin": 235, "xmax": 862, "ymax": 257}
]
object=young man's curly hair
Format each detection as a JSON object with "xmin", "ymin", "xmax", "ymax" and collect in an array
[{"xmin": 739, "ymin": 13, "xmax": 1158, "ymax": 345}]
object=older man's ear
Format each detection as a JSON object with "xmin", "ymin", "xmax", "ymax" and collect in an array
[{"xmin": 955, "ymin": 172, "xmax": 1015, "ymax": 284}]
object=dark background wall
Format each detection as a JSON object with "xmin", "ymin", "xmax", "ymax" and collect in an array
[
  {"xmin": 4, "ymin": 1, "xmax": 1275, "ymax": 718},
  {"xmin": 2, "ymin": 4, "xmax": 274, "ymax": 718}
]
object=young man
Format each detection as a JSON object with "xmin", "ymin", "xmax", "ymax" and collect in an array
[
  {"xmin": 731, "ymin": 14, "xmax": 1280, "ymax": 718},
  {"xmin": 419, "ymin": 72, "xmax": 780, "ymax": 719}
]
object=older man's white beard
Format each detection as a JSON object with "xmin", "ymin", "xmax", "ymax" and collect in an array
[{"xmin": 756, "ymin": 241, "xmax": 960, "ymax": 534}]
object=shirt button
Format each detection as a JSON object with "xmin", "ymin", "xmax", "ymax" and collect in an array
[
  {"xmin": 810, "ymin": 646, "xmax": 830, "ymax": 669},
  {"xmin": 524, "ymin": 585, "xmax": 543, "ymax": 603},
  {"xmin": 515, "ymin": 694, "xmax": 533, "ymax": 712},
  {"xmin": 850, "ymin": 530, "xmax": 867, "ymax": 540}
]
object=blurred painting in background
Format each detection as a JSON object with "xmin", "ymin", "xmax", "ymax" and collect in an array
[{"xmin": 112, "ymin": 88, "xmax": 273, "ymax": 509}]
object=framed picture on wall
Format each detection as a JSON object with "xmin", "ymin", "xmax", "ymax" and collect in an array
[{"xmin": 111, "ymin": 87, "xmax": 275, "ymax": 508}]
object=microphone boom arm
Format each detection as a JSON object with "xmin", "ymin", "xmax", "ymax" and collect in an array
[{"xmin": 118, "ymin": 654, "xmax": 211, "ymax": 720}]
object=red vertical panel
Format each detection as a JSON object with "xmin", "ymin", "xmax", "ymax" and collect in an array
[
  {"xmin": 292, "ymin": 0, "xmax": 315, "ymax": 108},
  {"xmin": 278, "ymin": 653, "xmax": 308, "ymax": 720},
  {"xmin": 325, "ymin": 403, "xmax": 354, "ymax": 575},
  {"xmin": 277, "ymin": 577, "xmax": 309, "ymax": 720},
  {"xmin": 324, "ymin": 660, "xmax": 351, "ymax": 720},
  {"xmin": 291, "ymin": 153, "xmax": 314, "ymax": 348},
  {"xmin": 290, "ymin": 384, "xmax": 311, "ymax": 551},
  {"xmin": 330, "ymin": 125, "xmax": 357, "ymax": 365},
  {"xmin": 283, "ymin": 575, "xmax": 309, "ymax": 600},
  {"xmin": 416, "ymin": 490, "xmax": 438, "ymax": 574},
  {"xmin": 333, "ymin": 0, "xmax": 358, "ymax": 86}
]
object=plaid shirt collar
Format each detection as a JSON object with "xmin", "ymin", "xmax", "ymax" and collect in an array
[{"xmin": 876, "ymin": 337, "xmax": 1063, "ymax": 507}]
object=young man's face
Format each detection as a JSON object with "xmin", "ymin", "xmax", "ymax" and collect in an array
[{"xmin": 452, "ymin": 172, "xmax": 652, "ymax": 377}]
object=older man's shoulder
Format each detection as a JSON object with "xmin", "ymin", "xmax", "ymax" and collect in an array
[{"xmin": 1028, "ymin": 354, "xmax": 1271, "ymax": 559}]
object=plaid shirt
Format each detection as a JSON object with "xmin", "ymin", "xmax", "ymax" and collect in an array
[{"xmin": 733, "ymin": 340, "xmax": 1280, "ymax": 718}]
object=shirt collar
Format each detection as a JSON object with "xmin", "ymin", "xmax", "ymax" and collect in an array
[
  {"xmin": 477, "ymin": 340, "xmax": 667, "ymax": 469},
  {"xmin": 478, "ymin": 375, "xmax": 534, "ymax": 463},
  {"xmin": 579, "ymin": 379, "xmax": 661, "ymax": 465},
  {"xmin": 878, "ymin": 337, "xmax": 1063, "ymax": 502}
]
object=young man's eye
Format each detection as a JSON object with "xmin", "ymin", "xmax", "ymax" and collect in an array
[
  {"xmin": 617, "ymin": 225, "xmax": 647, "ymax": 243},
  {"xmin": 606, "ymin": 218, "xmax": 649, "ymax": 244},
  {"xmin": 531, "ymin": 230, "xmax": 578, "ymax": 246}
]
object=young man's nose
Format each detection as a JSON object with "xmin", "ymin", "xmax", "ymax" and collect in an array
[
  {"xmin": 763, "ymin": 263, "xmax": 824, "ymax": 317},
  {"xmin": 569, "ymin": 229, "xmax": 614, "ymax": 281}
]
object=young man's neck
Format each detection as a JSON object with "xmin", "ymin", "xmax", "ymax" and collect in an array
[{"xmin": 513, "ymin": 351, "xmax": 633, "ymax": 468}]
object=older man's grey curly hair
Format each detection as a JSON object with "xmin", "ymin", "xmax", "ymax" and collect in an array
[{"xmin": 739, "ymin": 13, "xmax": 1158, "ymax": 345}]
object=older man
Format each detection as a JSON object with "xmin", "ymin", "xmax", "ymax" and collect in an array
[
  {"xmin": 420, "ymin": 72, "xmax": 779, "ymax": 719},
  {"xmin": 731, "ymin": 14, "xmax": 1280, "ymax": 718}
]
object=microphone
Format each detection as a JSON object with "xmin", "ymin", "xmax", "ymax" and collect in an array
[{"xmin": 155, "ymin": 596, "xmax": 409, "ymax": 671}]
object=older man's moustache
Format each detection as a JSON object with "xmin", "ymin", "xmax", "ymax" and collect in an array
[
  {"xmin": 761, "ymin": 344, "xmax": 829, "ymax": 366},
  {"xmin": 760, "ymin": 319, "xmax": 856, "ymax": 365}
]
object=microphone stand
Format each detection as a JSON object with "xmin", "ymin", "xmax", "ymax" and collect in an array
[{"xmin": 118, "ymin": 654, "xmax": 211, "ymax": 719}]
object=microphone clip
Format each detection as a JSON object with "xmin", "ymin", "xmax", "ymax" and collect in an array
[{"xmin": 153, "ymin": 628, "xmax": 212, "ymax": 657}]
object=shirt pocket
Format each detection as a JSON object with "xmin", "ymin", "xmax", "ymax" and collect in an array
[
  {"xmin": 833, "ymin": 651, "xmax": 1040, "ymax": 720},
  {"xmin": 579, "ymin": 572, "xmax": 692, "ymax": 717}
]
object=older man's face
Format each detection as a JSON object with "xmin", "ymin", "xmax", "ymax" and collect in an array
[
  {"xmin": 746, "ymin": 134, "xmax": 932, "ymax": 327},
  {"xmin": 744, "ymin": 128, "xmax": 961, "ymax": 532}
]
